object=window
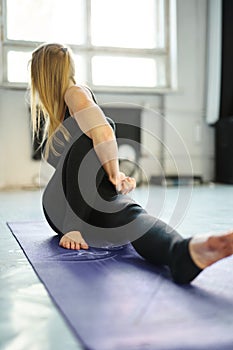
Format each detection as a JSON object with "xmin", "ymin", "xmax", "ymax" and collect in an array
[{"xmin": 0, "ymin": 0, "xmax": 176, "ymax": 92}]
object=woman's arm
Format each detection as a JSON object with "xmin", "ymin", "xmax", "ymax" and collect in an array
[{"xmin": 64, "ymin": 86, "xmax": 123, "ymax": 189}]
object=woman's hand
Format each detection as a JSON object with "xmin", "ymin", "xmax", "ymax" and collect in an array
[
  {"xmin": 110, "ymin": 172, "xmax": 136, "ymax": 195},
  {"xmin": 120, "ymin": 176, "xmax": 136, "ymax": 194},
  {"xmin": 59, "ymin": 231, "xmax": 89, "ymax": 250}
]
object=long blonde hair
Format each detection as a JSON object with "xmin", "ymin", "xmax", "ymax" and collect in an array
[{"xmin": 30, "ymin": 43, "xmax": 76, "ymax": 159}]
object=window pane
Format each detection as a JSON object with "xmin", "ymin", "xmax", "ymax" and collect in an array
[
  {"xmin": 92, "ymin": 56, "xmax": 160, "ymax": 87},
  {"xmin": 73, "ymin": 54, "xmax": 87, "ymax": 85},
  {"xmin": 7, "ymin": 51, "xmax": 32, "ymax": 83},
  {"xmin": 155, "ymin": 56, "xmax": 167, "ymax": 87},
  {"xmin": 7, "ymin": 50, "xmax": 86, "ymax": 84},
  {"xmin": 91, "ymin": 0, "xmax": 165, "ymax": 48},
  {"xmin": 7, "ymin": 0, "xmax": 84, "ymax": 45}
]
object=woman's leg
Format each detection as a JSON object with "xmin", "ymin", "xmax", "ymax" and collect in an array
[
  {"xmin": 59, "ymin": 137, "xmax": 233, "ymax": 282},
  {"xmin": 130, "ymin": 215, "xmax": 202, "ymax": 284},
  {"xmin": 131, "ymin": 214, "xmax": 233, "ymax": 284}
]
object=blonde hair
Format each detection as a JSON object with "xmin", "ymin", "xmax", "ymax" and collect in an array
[{"xmin": 30, "ymin": 43, "xmax": 76, "ymax": 159}]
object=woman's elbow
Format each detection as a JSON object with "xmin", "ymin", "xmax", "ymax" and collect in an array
[{"xmin": 91, "ymin": 125, "xmax": 115, "ymax": 144}]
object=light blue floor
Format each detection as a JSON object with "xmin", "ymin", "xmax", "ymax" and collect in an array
[{"xmin": 1, "ymin": 184, "xmax": 233, "ymax": 350}]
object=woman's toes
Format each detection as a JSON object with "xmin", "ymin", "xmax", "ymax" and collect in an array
[
  {"xmin": 75, "ymin": 242, "xmax": 81, "ymax": 250},
  {"xmin": 83, "ymin": 244, "xmax": 89, "ymax": 249},
  {"xmin": 80, "ymin": 241, "xmax": 89, "ymax": 249},
  {"xmin": 65, "ymin": 241, "xmax": 71, "ymax": 249},
  {"xmin": 70, "ymin": 241, "xmax": 75, "ymax": 250},
  {"xmin": 59, "ymin": 234, "xmax": 89, "ymax": 250}
]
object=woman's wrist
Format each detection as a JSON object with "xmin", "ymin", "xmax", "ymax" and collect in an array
[
  {"xmin": 109, "ymin": 172, "xmax": 126, "ymax": 191},
  {"xmin": 108, "ymin": 175, "xmax": 119, "ymax": 186}
]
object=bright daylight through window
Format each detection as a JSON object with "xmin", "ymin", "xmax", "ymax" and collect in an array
[{"xmin": 1, "ymin": 0, "xmax": 174, "ymax": 91}]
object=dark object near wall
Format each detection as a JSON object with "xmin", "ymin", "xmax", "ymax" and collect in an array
[
  {"xmin": 215, "ymin": 117, "xmax": 233, "ymax": 184},
  {"xmin": 101, "ymin": 107, "xmax": 141, "ymax": 159},
  {"xmin": 219, "ymin": 0, "xmax": 233, "ymax": 119},
  {"xmin": 215, "ymin": 0, "xmax": 233, "ymax": 183},
  {"xmin": 101, "ymin": 106, "xmax": 142, "ymax": 185}
]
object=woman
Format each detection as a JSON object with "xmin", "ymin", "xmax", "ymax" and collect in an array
[{"xmin": 30, "ymin": 43, "xmax": 233, "ymax": 284}]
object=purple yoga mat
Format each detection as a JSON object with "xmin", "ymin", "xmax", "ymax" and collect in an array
[{"xmin": 7, "ymin": 220, "xmax": 233, "ymax": 350}]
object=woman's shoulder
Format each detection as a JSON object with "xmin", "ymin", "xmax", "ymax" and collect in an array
[
  {"xmin": 64, "ymin": 84, "xmax": 91, "ymax": 102},
  {"xmin": 64, "ymin": 85, "xmax": 96, "ymax": 115}
]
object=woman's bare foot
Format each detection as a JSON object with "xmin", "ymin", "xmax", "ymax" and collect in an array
[
  {"xmin": 189, "ymin": 230, "xmax": 233, "ymax": 269},
  {"xmin": 59, "ymin": 231, "xmax": 89, "ymax": 250}
]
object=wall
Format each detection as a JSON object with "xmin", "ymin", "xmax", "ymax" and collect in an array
[
  {"xmin": 0, "ymin": 88, "xmax": 41, "ymax": 189},
  {"xmin": 164, "ymin": 0, "xmax": 214, "ymax": 181},
  {"xmin": 0, "ymin": 0, "xmax": 214, "ymax": 189}
]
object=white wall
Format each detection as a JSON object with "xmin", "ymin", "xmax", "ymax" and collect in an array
[
  {"xmin": 0, "ymin": 0, "xmax": 214, "ymax": 189},
  {"xmin": 0, "ymin": 88, "xmax": 41, "ymax": 189},
  {"xmin": 164, "ymin": 0, "xmax": 214, "ymax": 181}
]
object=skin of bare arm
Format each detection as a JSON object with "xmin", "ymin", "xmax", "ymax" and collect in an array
[{"xmin": 64, "ymin": 85, "xmax": 136, "ymax": 194}]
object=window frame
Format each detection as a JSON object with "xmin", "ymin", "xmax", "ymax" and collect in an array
[{"xmin": 0, "ymin": 0, "xmax": 177, "ymax": 93}]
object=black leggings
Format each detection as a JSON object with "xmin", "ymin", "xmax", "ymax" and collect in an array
[
  {"xmin": 131, "ymin": 220, "xmax": 201, "ymax": 284},
  {"xmin": 44, "ymin": 136, "xmax": 202, "ymax": 285},
  {"xmin": 63, "ymin": 137, "xmax": 201, "ymax": 283}
]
